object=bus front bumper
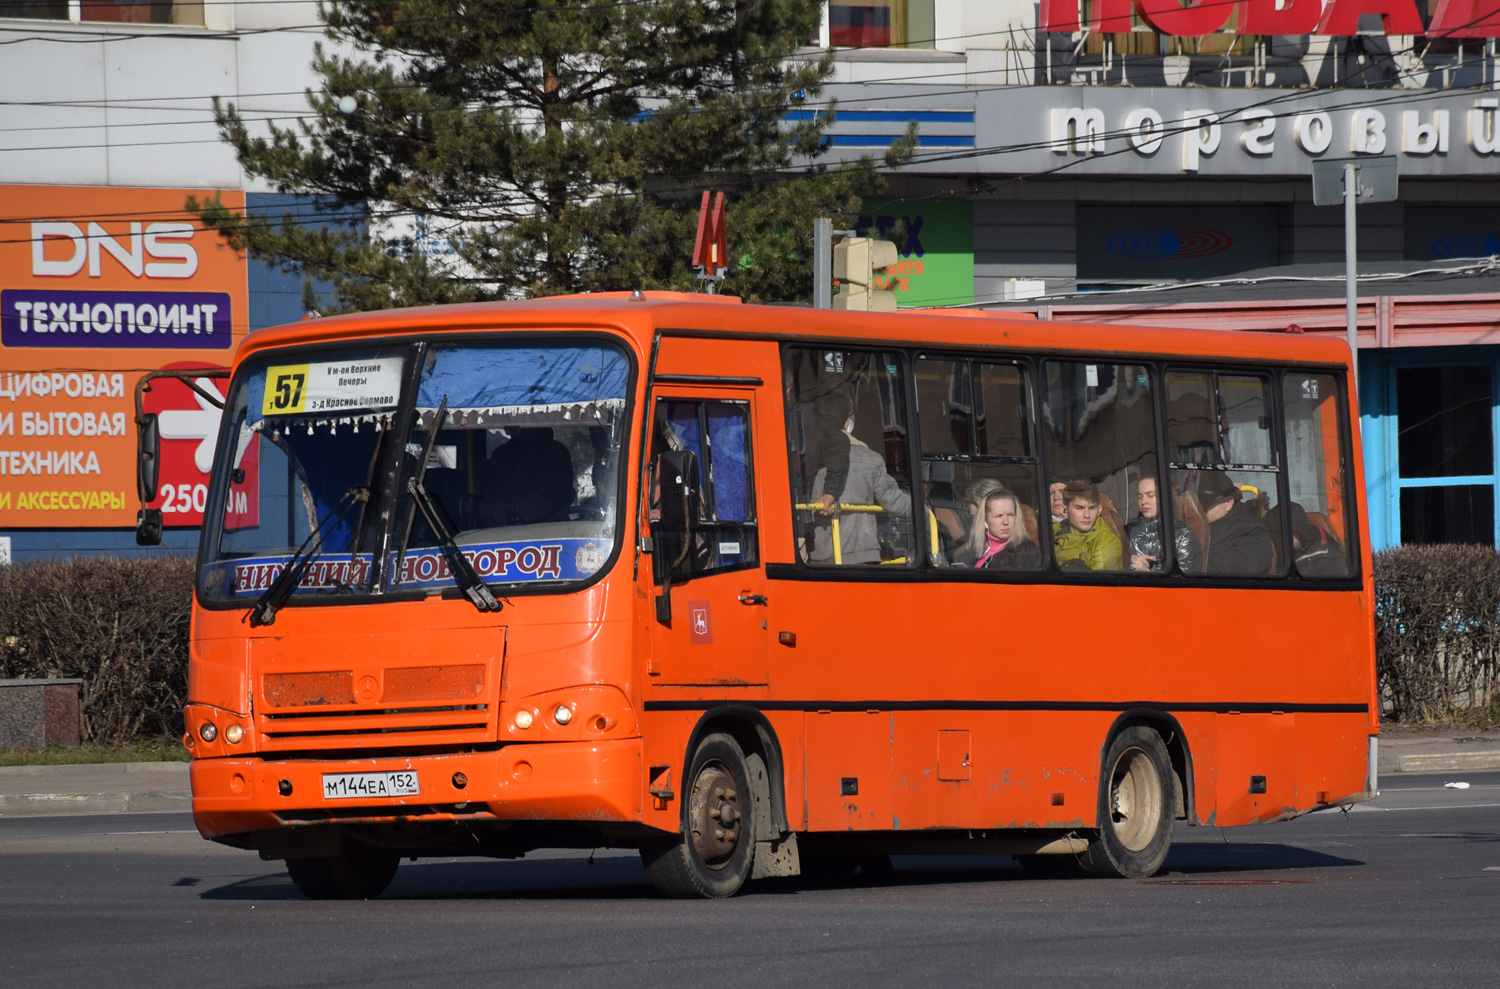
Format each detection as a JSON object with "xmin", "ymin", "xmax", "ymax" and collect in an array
[{"xmin": 190, "ymin": 738, "xmax": 643, "ymax": 842}]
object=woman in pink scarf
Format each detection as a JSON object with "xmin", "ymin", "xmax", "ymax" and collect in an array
[{"xmin": 971, "ymin": 489, "xmax": 1043, "ymax": 570}]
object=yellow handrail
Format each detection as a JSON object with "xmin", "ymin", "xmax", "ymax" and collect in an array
[{"xmin": 794, "ymin": 503, "xmax": 888, "ymax": 565}]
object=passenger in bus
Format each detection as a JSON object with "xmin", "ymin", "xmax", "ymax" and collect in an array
[
  {"xmin": 1052, "ymin": 481, "xmax": 1122, "ymax": 571},
  {"xmin": 1049, "ymin": 480, "xmax": 1068, "ymax": 525},
  {"xmin": 809, "ymin": 423, "xmax": 911, "ymax": 565},
  {"xmin": 948, "ymin": 478, "xmax": 1004, "ymax": 566},
  {"xmin": 1127, "ymin": 476, "xmax": 1200, "ymax": 573},
  {"xmin": 1266, "ymin": 501, "xmax": 1346, "ymax": 577},
  {"xmin": 972, "ymin": 488, "xmax": 1042, "ymax": 570},
  {"xmin": 477, "ymin": 427, "xmax": 576, "ymax": 526},
  {"xmin": 1199, "ymin": 470, "xmax": 1273, "ymax": 575}
]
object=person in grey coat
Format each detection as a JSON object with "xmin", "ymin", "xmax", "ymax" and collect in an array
[{"xmin": 809, "ymin": 430, "xmax": 911, "ymax": 565}]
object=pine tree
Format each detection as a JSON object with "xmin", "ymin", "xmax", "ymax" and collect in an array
[{"xmin": 193, "ymin": 0, "xmax": 913, "ymax": 309}]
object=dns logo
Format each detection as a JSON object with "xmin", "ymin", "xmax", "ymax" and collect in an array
[
  {"xmin": 30, "ymin": 222, "xmax": 198, "ymax": 279},
  {"xmin": 1107, "ymin": 227, "xmax": 1234, "ymax": 261}
]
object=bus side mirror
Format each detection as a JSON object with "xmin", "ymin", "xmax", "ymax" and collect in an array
[
  {"xmin": 136, "ymin": 412, "xmax": 160, "ymax": 503},
  {"xmin": 136, "ymin": 508, "xmax": 163, "ymax": 546},
  {"xmin": 655, "ymin": 449, "xmax": 701, "ymax": 537}
]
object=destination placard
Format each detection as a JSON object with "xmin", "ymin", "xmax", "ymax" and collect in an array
[{"xmin": 261, "ymin": 358, "xmax": 404, "ymax": 417}]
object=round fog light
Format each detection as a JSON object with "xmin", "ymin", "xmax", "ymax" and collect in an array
[
  {"xmin": 199, "ymin": 721, "xmax": 218, "ymax": 743},
  {"xmin": 554, "ymin": 705, "xmax": 573, "ymax": 726},
  {"xmin": 514, "ymin": 709, "xmax": 534, "ymax": 730},
  {"xmin": 224, "ymin": 723, "xmax": 244, "ymax": 744}
]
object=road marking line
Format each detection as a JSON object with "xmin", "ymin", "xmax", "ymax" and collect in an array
[{"xmin": 1352, "ymin": 802, "xmax": 1500, "ymax": 812}]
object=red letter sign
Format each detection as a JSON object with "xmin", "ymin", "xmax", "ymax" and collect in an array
[
  {"xmin": 1427, "ymin": 0, "xmax": 1500, "ymax": 36},
  {"xmin": 1137, "ymin": 0, "xmax": 1233, "ymax": 35},
  {"xmin": 1239, "ymin": 0, "xmax": 1322, "ymax": 34},
  {"xmin": 1315, "ymin": 0, "xmax": 1424, "ymax": 35}
]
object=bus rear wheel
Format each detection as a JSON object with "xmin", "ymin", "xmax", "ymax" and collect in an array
[
  {"xmin": 285, "ymin": 840, "xmax": 400, "ymax": 900},
  {"xmin": 640, "ymin": 732, "xmax": 755, "ymax": 898},
  {"xmin": 1080, "ymin": 726, "xmax": 1173, "ymax": 879}
]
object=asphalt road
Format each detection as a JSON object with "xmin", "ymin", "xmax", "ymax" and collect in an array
[{"xmin": 2, "ymin": 771, "xmax": 1498, "ymax": 989}]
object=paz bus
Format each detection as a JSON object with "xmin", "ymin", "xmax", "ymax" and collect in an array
[{"xmin": 138, "ymin": 292, "xmax": 1377, "ymax": 899}]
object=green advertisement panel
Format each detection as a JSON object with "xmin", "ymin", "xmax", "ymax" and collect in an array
[{"xmin": 856, "ymin": 200, "xmax": 974, "ymax": 308}]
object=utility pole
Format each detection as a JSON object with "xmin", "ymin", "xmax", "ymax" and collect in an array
[
  {"xmin": 813, "ymin": 217, "xmax": 832, "ymax": 309},
  {"xmin": 1312, "ymin": 156, "xmax": 1397, "ymax": 389}
]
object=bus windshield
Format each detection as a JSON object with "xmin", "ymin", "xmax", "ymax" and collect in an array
[{"xmin": 198, "ymin": 338, "xmax": 631, "ymax": 605}]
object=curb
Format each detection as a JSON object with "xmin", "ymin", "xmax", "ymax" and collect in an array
[
  {"xmin": 0, "ymin": 790, "xmax": 191, "ymax": 816},
  {"xmin": 0, "ymin": 761, "xmax": 188, "ymax": 778},
  {"xmin": 1396, "ymin": 752, "xmax": 1500, "ymax": 773}
]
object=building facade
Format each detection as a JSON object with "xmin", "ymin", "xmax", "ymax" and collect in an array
[{"xmin": 809, "ymin": 0, "xmax": 1500, "ymax": 550}]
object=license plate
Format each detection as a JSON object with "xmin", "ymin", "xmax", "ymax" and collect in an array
[{"xmin": 321, "ymin": 771, "xmax": 420, "ymax": 800}]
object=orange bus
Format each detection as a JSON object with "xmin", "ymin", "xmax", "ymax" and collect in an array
[{"xmin": 146, "ymin": 292, "xmax": 1377, "ymax": 899}]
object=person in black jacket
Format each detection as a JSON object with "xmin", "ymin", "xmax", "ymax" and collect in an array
[
  {"xmin": 1267, "ymin": 501, "xmax": 1347, "ymax": 577},
  {"xmin": 1199, "ymin": 469, "xmax": 1272, "ymax": 576},
  {"xmin": 1126, "ymin": 476, "xmax": 1200, "ymax": 574}
]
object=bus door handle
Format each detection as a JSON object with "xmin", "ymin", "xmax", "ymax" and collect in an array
[{"xmin": 737, "ymin": 592, "xmax": 768, "ymax": 606}]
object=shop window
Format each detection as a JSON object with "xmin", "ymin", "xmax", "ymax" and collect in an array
[
  {"xmin": 1396, "ymin": 365, "xmax": 1496, "ymax": 546},
  {"xmin": 0, "ymin": 0, "xmax": 204, "ymax": 24},
  {"xmin": 828, "ymin": 0, "xmax": 934, "ymax": 48},
  {"xmin": 783, "ymin": 348, "xmax": 915, "ymax": 567}
]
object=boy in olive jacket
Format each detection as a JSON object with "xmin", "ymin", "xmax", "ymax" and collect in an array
[{"xmin": 1052, "ymin": 481, "xmax": 1122, "ymax": 571}]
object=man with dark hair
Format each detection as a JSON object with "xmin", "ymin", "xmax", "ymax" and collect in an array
[
  {"xmin": 1052, "ymin": 480, "xmax": 1122, "ymax": 571},
  {"xmin": 1199, "ymin": 470, "xmax": 1272, "ymax": 575}
]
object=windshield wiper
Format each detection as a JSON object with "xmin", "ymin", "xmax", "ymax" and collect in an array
[
  {"xmin": 246, "ymin": 486, "xmax": 366, "ymax": 627},
  {"xmin": 395, "ymin": 397, "xmax": 501, "ymax": 613}
]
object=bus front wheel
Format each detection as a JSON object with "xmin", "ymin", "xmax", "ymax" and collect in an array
[
  {"xmin": 640, "ymin": 732, "xmax": 755, "ymax": 898},
  {"xmin": 1080, "ymin": 726, "xmax": 1173, "ymax": 879},
  {"xmin": 285, "ymin": 840, "xmax": 400, "ymax": 900}
]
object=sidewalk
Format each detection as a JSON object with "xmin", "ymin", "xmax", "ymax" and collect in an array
[
  {"xmin": 0, "ymin": 761, "xmax": 189, "ymax": 817},
  {"xmin": 0, "ymin": 730, "xmax": 1496, "ymax": 818}
]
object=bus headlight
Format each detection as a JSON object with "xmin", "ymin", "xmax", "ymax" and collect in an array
[
  {"xmin": 554, "ymin": 705, "xmax": 573, "ymax": 726},
  {"xmin": 224, "ymin": 723, "xmax": 244, "ymax": 745},
  {"xmin": 199, "ymin": 721, "xmax": 218, "ymax": 743},
  {"xmin": 514, "ymin": 709, "xmax": 534, "ymax": 730}
]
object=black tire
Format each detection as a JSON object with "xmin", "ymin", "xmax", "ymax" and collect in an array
[
  {"xmin": 640, "ymin": 732, "xmax": 755, "ymax": 898},
  {"xmin": 286, "ymin": 840, "xmax": 401, "ymax": 900},
  {"xmin": 1079, "ymin": 726, "xmax": 1174, "ymax": 878}
]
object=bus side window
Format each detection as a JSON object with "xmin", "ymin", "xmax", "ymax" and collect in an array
[
  {"xmin": 1280, "ymin": 372, "xmax": 1351, "ymax": 578},
  {"xmin": 783, "ymin": 347, "xmax": 915, "ymax": 567},
  {"xmin": 1041, "ymin": 361, "xmax": 1159, "ymax": 574},
  {"xmin": 915, "ymin": 357, "xmax": 1043, "ymax": 570},
  {"xmin": 1166, "ymin": 370, "xmax": 1282, "ymax": 577},
  {"xmin": 650, "ymin": 398, "xmax": 758, "ymax": 587}
]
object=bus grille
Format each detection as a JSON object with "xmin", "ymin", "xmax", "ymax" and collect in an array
[{"xmin": 256, "ymin": 665, "xmax": 493, "ymax": 748}]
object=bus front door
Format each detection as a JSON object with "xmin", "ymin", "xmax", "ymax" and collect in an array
[{"xmin": 648, "ymin": 392, "xmax": 769, "ymax": 687}]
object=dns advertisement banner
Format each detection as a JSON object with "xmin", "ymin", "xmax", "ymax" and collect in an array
[{"xmin": 0, "ymin": 186, "xmax": 249, "ymax": 528}]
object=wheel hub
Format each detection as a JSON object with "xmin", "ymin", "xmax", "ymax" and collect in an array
[
  {"xmin": 689, "ymin": 762, "xmax": 741, "ymax": 868},
  {"xmin": 1108, "ymin": 747, "xmax": 1162, "ymax": 853}
]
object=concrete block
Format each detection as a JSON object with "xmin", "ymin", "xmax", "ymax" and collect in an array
[{"xmin": 0, "ymin": 679, "xmax": 82, "ymax": 748}]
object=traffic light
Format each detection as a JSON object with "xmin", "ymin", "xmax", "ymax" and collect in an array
[{"xmin": 832, "ymin": 236, "xmax": 899, "ymax": 312}]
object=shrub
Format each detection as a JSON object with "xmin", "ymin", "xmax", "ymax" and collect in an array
[
  {"xmin": 0, "ymin": 556, "xmax": 193, "ymax": 743},
  {"xmin": 1374, "ymin": 544, "xmax": 1500, "ymax": 724}
]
